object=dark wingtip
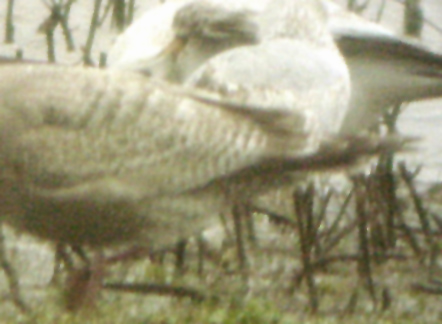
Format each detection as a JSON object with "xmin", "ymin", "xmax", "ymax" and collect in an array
[
  {"xmin": 246, "ymin": 134, "xmax": 419, "ymax": 175},
  {"xmin": 308, "ymin": 133, "xmax": 419, "ymax": 169}
]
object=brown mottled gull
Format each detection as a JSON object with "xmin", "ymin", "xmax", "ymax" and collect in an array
[{"xmin": 0, "ymin": 63, "xmax": 395, "ymax": 251}]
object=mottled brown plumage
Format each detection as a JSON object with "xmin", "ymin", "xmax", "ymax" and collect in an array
[
  {"xmin": 0, "ymin": 64, "xmax": 402, "ymax": 251},
  {"xmin": 0, "ymin": 64, "xmax": 290, "ymax": 248}
]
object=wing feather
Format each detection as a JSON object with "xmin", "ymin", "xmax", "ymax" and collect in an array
[{"xmin": 0, "ymin": 65, "xmax": 300, "ymax": 198}]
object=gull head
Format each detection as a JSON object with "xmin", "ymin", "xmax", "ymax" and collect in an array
[{"xmin": 143, "ymin": 1, "xmax": 260, "ymax": 82}]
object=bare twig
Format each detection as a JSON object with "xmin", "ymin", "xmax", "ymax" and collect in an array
[
  {"xmin": 322, "ymin": 189, "xmax": 354, "ymax": 248},
  {"xmin": 39, "ymin": 2, "xmax": 59, "ymax": 62},
  {"xmin": 232, "ymin": 203, "xmax": 249, "ymax": 277},
  {"xmin": 243, "ymin": 203, "xmax": 257, "ymax": 247},
  {"xmin": 84, "ymin": 0, "xmax": 103, "ymax": 65},
  {"xmin": 322, "ymin": 220, "xmax": 358, "ymax": 256},
  {"xmin": 253, "ymin": 207, "xmax": 296, "ymax": 227},
  {"xmin": 196, "ymin": 235, "xmax": 206, "ymax": 276},
  {"xmin": 381, "ymin": 287, "xmax": 392, "ymax": 311},
  {"xmin": 98, "ymin": 0, "xmax": 114, "ymax": 26},
  {"xmin": 103, "ymin": 282, "xmax": 209, "ymax": 301},
  {"xmin": 0, "ymin": 226, "xmax": 29, "ymax": 313},
  {"xmin": 218, "ymin": 212, "xmax": 234, "ymax": 242},
  {"xmin": 410, "ymin": 282, "xmax": 442, "ymax": 295},
  {"xmin": 390, "ymin": 0, "xmax": 442, "ymax": 36},
  {"xmin": 127, "ymin": 0, "xmax": 136, "ymax": 26},
  {"xmin": 344, "ymin": 289, "xmax": 359, "ymax": 314},
  {"xmin": 4, "ymin": 0, "xmax": 15, "ymax": 43},
  {"xmin": 294, "ymin": 252, "xmax": 409, "ymax": 282},
  {"xmin": 353, "ymin": 176, "xmax": 377, "ymax": 307},
  {"xmin": 395, "ymin": 211, "xmax": 423, "ymax": 257},
  {"xmin": 376, "ymin": 0, "xmax": 387, "ymax": 22},
  {"xmin": 347, "ymin": 0, "xmax": 370, "ymax": 13},
  {"xmin": 15, "ymin": 48, "xmax": 23, "ymax": 60},
  {"xmin": 111, "ymin": 0, "xmax": 126, "ymax": 31},
  {"xmin": 403, "ymin": 0, "xmax": 424, "ymax": 38},
  {"xmin": 294, "ymin": 184, "xmax": 319, "ymax": 313},
  {"xmin": 45, "ymin": 29, "xmax": 57, "ymax": 63},
  {"xmin": 174, "ymin": 240, "xmax": 188, "ymax": 276},
  {"xmin": 99, "ymin": 51, "xmax": 107, "ymax": 67},
  {"xmin": 399, "ymin": 163, "xmax": 434, "ymax": 249},
  {"xmin": 59, "ymin": 0, "xmax": 77, "ymax": 51}
]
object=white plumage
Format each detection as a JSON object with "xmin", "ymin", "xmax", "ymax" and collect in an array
[{"xmin": 108, "ymin": 0, "xmax": 442, "ymax": 134}]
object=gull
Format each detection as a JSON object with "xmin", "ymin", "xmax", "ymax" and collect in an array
[
  {"xmin": 0, "ymin": 1, "xmax": 395, "ymax": 253},
  {"xmin": 323, "ymin": 1, "xmax": 442, "ymax": 133},
  {"xmin": 106, "ymin": 0, "xmax": 351, "ymax": 223},
  {"xmin": 185, "ymin": 0, "xmax": 350, "ymax": 136},
  {"xmin": 110, "ymin": 0, "xmax": 351, "ymax": 135},
  {"xmin": 177, "ymin": 0, "xmax": 353, "ymax": 222},
  {"xmin": 0, "ymin": 63, "xmax": 394, "ymax": 253},
  {"xmin": 0, "ymin": 63, "xmax": 398, "ymax": 312},
  {"xmin": 0, "ymin": 64, "xmax": 296, "ymax": 249},
  {"xmin": 107, "ymin": 0, "xmax": 442, "ymax": 134},
  {"xmin": 0, "ymin": 0, "xmax": 387, "ymax": 252},
  {"xmin": 107, "ymin": 0, "xmax": 269, "ymax": 80},
  {"xmin": 0, "ymin": 3, "xmax": 403, "ymax": 307}
]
